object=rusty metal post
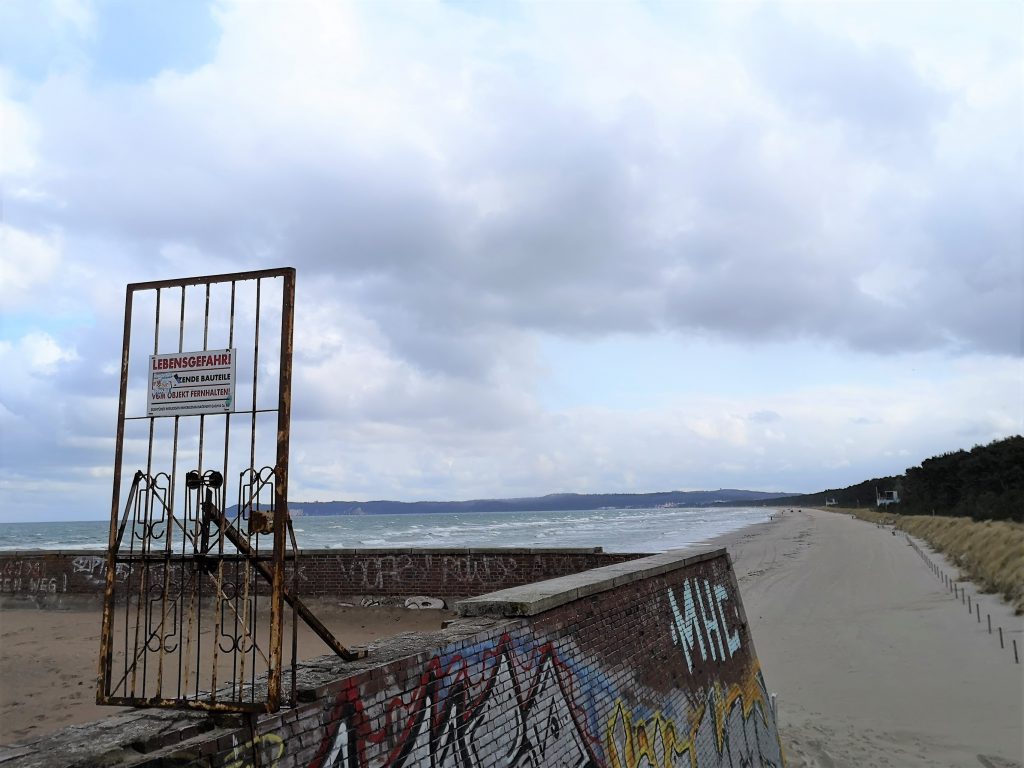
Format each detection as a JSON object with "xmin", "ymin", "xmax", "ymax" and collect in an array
[
  {"xmin": 267, "ymin": 268, "xmax": 294, "ymax": 711},
  {"xmin": 98, "ymin": 284, "xmax": 134, "ymax": 702}
]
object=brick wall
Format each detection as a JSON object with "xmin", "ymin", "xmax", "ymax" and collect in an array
[
  {"xmin": 0, "ymin": 548, "xmax": 644, "ymax": 604},
  {"xmin": 3, "ymin": 547, "xmax": 784, "ymax": 767}
]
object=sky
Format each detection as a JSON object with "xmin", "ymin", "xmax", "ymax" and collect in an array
[{"xmin": 0, "ymin": 0, "xmax": 1021, "ymax": 523}]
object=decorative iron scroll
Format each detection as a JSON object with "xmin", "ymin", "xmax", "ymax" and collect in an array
[{"xmin": 98, "ymin": 268, "xmax": 362, "ymax": 716}]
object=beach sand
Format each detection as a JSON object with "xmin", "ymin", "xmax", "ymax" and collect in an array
[
  {"xmin": 718, "ymin": 508, "xmax": 1024, "ymax": 768},
  {"xmin": 2, "ymin": 508, "xmax": 1022, "ymax": 766},
  {"xmin": 0, "ymin": 602, "xmax": 455, "ymax": 744}
]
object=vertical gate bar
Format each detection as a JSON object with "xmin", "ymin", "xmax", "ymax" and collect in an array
[
  {"xmin": 187, "ymin": 285, "xmax": 212, "ymax": 701},
  {"xmin": 157, "ymin": 562, "xmax": 172, "ymax": 697},
  {"xmin": 211, "ymin": 558, "xmax": 224, "ymax": 702},
  {"xmin": 237, "ymin": 557, "xmax": 249, "ymax": 700},
  {"xmin": 251, "ymin": 481, "xmax": 260, "ymax": 704},
  {"xmin": 250, "ymin": 280, "xmax": 264, "ymax": 702},
  {"xmin": 168, "ymin": 285, "xmax": 185, "ymax": 520},
  {"xmin": 182, "ymin": 483, "xmax": 195, "ymax": 698},
  {"xmin": 124, "ymin": 489, "xmax": 141, "ymax": 695},
  {"xmin": 269, "ymin": 269, "xmax": 295, "ymax": 711},
  {"xmin": 194, "ymin": 485, "xmax": 203, "ymax": 701},
  {"xmin": 131, "ymin": 522, "xmax": 146, "ymax": 696},
  {"xmin": 223, "ymin": 283, "xmax": 237, "ymax": 516},
  {"xmin": 250, "ymin": 476, "xmax": 260, "ymax": 700},
  {"xmin": 198, "ymin": 282, "xmax": 211, "ymax": 484},
  {"xmin": 223, "ymin": 281, "xmax": 236, "ymax": 523},
  {"xmin": 98, "ymin": 283, "xmax": 135, "ymax": 702},
  {"xmin": 250, "ymin": 279, "xmax": 262, "ymax": 469},
  {"xmin": 145, "ymin": 289, "xmax": 160, "ymax": 507},
  {"xmin": 157, "ymin": 475, "xmax": 173, "ymax": 698},
  {"xmin": 288, "ymin": 517, "xmax": 299, "ymax": 707},
  {"xmin": 136, "ymin": 287, "xmax": 164, "ymax": 699},
  {"xmin": 203, "ymin": 282, "xmax": 211, "ymax": 348},
  {"xmin": 154, "ymin": 286, "xmax": 186, "ymax": 695},
  {"xmin": 178, "ymin": 521, "xmax": 189, "ymax": 700}
]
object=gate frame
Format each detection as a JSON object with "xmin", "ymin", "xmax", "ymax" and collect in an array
[{"xmin": 97, "ymin": 268, "xmax": 297, "ymax": 713}]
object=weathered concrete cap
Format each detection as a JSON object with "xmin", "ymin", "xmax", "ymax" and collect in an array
[{"xmin": 455, "ymin": 546, "xmax": 725, "ymax": 618}]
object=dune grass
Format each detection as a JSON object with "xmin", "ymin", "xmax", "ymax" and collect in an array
[{"xmin": 834, "ymin": 508, "xmax": 1024, "ymax": 614}]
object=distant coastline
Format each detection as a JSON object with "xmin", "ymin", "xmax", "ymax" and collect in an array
[{"xmin": 280, "ymin": 488, "xmax": 798, "ymax": 517}]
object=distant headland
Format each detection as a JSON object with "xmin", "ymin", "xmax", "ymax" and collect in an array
[{"xmin": 284, "ymin": 488, "xmax": 799, "ymax": 517}]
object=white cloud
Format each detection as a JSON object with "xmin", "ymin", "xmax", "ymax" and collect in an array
[
  {"xmin": 0, "ymin": 72, "xmax": 40, "ymax": 177},
  {"xmin": 0, "ymin": 1, "xmax": 1020, "ymax": 520},
  {"xmin": 0, "ymin": 330, "xmax": 78, "ymax": 384},
  {"xmin": 0, "ymin": 224, "xmax": 61, "ymax": 309}
]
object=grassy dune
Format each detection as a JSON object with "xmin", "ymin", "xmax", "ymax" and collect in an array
[{"xmin": 833, "ymin": 508, "xmax": 1024, "ymax": 614}]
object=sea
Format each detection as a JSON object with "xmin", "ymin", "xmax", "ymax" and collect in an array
[{"xmin": 0, "ymin": 506, "xmax": 773, "ymax": 553}]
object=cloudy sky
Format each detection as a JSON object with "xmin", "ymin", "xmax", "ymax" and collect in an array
[{"xmin": 1, "ymin": 0, "xmax": 1021, "ymax": 523}]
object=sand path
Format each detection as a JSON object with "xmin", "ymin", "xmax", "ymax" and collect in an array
[{"xmin": 726, "ymin": 508, "xmax": 1023, "ymax": 768}]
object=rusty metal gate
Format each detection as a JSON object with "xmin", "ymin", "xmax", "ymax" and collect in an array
[{"xmin": 98, "ymin": 268, "xmax": 361, "ymax": 715}]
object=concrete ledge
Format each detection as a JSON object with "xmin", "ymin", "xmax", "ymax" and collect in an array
[
  {"xmin": 0, "ymin": 547, "xmax": 622, "ymax": 558},
  {"xmin": 296, "ymin": 547, "xmax": 612, "ymax": 555},
  {"xmin": 455, "ymin": 547, "xmax": 725, "ymax": 618},
  {"xmin": 1, "ymin": 549, "xmax": 108, "ymax": 557}
]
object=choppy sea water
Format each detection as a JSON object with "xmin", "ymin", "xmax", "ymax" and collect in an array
[{"xmin": 0, "ymin": 506, "xmax": 772, "ymax": 553}]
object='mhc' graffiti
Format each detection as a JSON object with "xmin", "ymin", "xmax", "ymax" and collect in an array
[
  {"xmin": 310, "ymin": 632, "xmax": 599, "ymax": 768},
  {"xmin": 667, "ymin": 579, "xmax": 742, "ymax": 674}
]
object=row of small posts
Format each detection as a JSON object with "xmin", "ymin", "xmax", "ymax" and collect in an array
[{"xmin": 904, "ymin": 534, "xmax": 1019, "ymax": 665}]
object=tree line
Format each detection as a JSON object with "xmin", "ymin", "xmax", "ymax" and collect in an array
[{"xmin": 768, "ymin": 436, "xmax": 1023, "ymax": 523}]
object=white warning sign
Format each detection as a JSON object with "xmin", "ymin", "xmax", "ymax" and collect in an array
[{"xmin": 147, "ymin": 349, "xmax": 236, "ymax": 417}]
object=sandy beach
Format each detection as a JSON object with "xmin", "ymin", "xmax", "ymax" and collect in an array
[
  {"xmin": 721, "ymin": 508, "xmax": 1024, "ymax": 768},
  {"xmin": 0, "ymin": 602, "xmax": 455, "ymax": 744},
  {"xmin": 2, "ymin": 508, "xmax": 1022, "ymax": 766}
]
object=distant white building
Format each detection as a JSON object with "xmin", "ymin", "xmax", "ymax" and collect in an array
[
  {"xmin": 876, "ymin": 488, "xmax": 900, "ymax": 507},
  {"xmin": 825, "ymin": 498, "xmax": 838, "ymax": 507}
]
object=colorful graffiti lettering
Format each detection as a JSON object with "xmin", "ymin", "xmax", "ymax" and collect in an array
[
  {"xmin": 310, "ymin": 632, "xmax": 599, "ymax": 768},
  {"xmin": 605, "ymin": 663, "xmax": 782, "ymax": 768}
]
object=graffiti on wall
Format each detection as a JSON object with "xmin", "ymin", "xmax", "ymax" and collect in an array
[
  {"xmin": 311, "ymin": 632, "xmax": 599, "ymax": 768},
  {"xmin": 72, "ymin": 555, "xmax": 133, "ymax": 584},
  {"xmin": 666, "ymin": 579, "xmax": 742, "ymax": 674},
  {"xmin": 334, "ymin": 554, "xmax": 416, "ymax": 591},
  {"xmin": 604, "ymin": 662, "xmax": 783, "ymax": 768},
  {"xmin": 307, "ymin": 623, "xmax": 781, "ymax": 768},
  {"xmin": 0, "ymin": 550, "xmax": 630, "ymax": 600},
  {"xmin": 440, "ymin": 555, "xmax": 518, "ymax": 587},
  {"xmin": 0, "ymin": 559, "xmax": 67, "ymax": 594},
  {"xmin": 330, "ymin": 554, "xmax": 522, "ymax": 592}
]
